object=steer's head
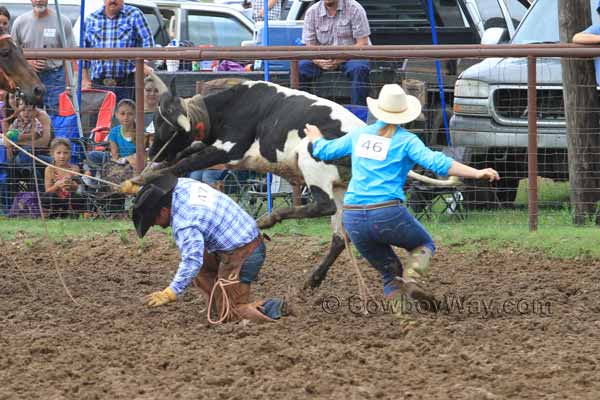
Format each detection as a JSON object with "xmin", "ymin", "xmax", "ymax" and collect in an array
[{"xmin": 151, "ymin": 79, "xmax": 195, "ymax": 162}]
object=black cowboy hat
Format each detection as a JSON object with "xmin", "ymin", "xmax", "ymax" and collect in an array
[{"xmin": 132, "ymin": 174, "xmax": 178, "ymax": 238}]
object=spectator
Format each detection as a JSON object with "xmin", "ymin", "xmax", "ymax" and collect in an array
[
  {"xmin": 252, "ymin": 0, "xmax": 282, "ymax": 22},
  {"xmin": 6, "ymin": 101, "xmax": 52, "ymax": 193},
  {"xmin": 81, "ymin": 0, "xmax": 155, "ymax": 102},
  {"xmin": 3, "ymin": 92, "xmax": 52, "ymax": 160},
  {"xmin": 0, "ymin": 6, "xmax": 10, "ymax": 33},
  {"xmin": 143, "ymin": 74, "xmax": 167, "ymax": 149},
  {"xmin": 87, "ymin": 99, "xmax": 140, "ymax": 171},
  {"xmin": 10, "ymin": 0, "xmax": 76, "ymax": 115},
  {"xmin": 188, "ymin": 167, "xmax": 228, "ymax": 191},
  {"xmin": 572, "ymin": 2, "xmax": 600, "ymax": 86},
  {"xmin": 41, "ymin": 138, "xmax": 85, "ymax": 218},
  {"xmin": 300, "ymin": 0, "xmax": 371, "ymax": 106}
]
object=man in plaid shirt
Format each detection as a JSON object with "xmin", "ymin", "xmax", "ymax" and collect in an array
[
  {"xmin": 132, "ymin": 174, "xmax": 288, "ymax": 323},
  {"xmin": 81, "ymin": 0, "xmax": 155, "ymax": 102},
  {"xmin": 300, "ymin": 0, "xmax": 371, "ymax": 106}
]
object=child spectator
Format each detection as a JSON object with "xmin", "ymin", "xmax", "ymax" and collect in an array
[
  {"xmin": 5, "ymin": 101, "xmax": 52, "ymax": 193},
  {"xmin": 87, "ymin": 98, "xmax": 141, "ymax": 171},
  {"xmin": 3, "ymin": 92, "xmax": 52, "ymax": 162},
  {"xmin": 41, "ymin": 138, "xmax": 85, "ymax": 218}
]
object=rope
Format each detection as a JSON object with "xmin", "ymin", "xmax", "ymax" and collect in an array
[
  {"xmin": 2, "ymin": 135, "xmax": 121, "ymax": 189},
  {"xmin": 206, "ymin": 278, "xmax": 239, "ymax": 324},
  {"xmin": 7, "ymin": 121, "xmax": 80, "ymax": 305},
  {"xmin": 341, "ymin": 230, "xmax": 372, "ymax": 314}
]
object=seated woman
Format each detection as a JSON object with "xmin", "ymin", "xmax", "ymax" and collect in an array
[
  {"xmin": 41, "ymin": 138, "xmax": 86, "ymax": 218},
  {"xmin": 143, "ymin": 74, "xmax": 167, "ymax": 150},
  {"xmin": 86, "ymin": 99, "xmax": 142, "ymax": 172}
]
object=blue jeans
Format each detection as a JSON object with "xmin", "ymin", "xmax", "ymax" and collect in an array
[
  {"xmin": 189, "ymin": 169, "xmax": 227, "ymax": 184},
  {"xmin": 299, "ymin": 59, "xmax": 370, "ymax": 106},
  {"xmin": 39, "ymin": 67, "xmax": 66, "ymax": 116},
  {"xmin": 342, "ymin": 202, "xmax": 435, "ymax": 292},
  {"xmin": 238, "ymin": 240, "xmax": 283, "ymax": 320}
]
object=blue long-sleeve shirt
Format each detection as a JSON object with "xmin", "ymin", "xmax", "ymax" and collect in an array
[
  {"xmin": 311, "ymin": 120, "xmax": 454, "ymax": 205},
  {"xmin": 169, "ymin": 178, "xmax": 259, "ymax": 295}
]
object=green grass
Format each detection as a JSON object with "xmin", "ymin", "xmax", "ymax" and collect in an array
[
  {"xmin": 1, "ymin": 203, "xmax": 599, "ymax": 261},
  {"xmin": 265, "ymin": 211, "xmax": 600, "ymax": 260},
  {"xmin": 0, "ymin": 217, "xmax": 131, "ymax": 241}
]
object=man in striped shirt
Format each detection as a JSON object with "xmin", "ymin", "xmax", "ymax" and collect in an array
[
  {"xmin": 81, "ymin": 0, "xmax": 155, "ymax": 102},
  {"xmin": 132, "ymin": 174, "xmax": 287, "ymax": 323}
]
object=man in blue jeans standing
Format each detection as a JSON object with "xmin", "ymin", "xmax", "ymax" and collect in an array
[
  {"xmin": 300, "ymin": 0, "xmax": 371, "ymax": 106},
  {"xmin": 131, "ymin": 174, "xmax": 288, "ymax": 323}
]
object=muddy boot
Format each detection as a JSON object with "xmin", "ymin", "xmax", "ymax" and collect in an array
[
  {"xmin": 406, "ymin": 246, "xmax": 433, "ymax": 278},
  {"xmin": 225, "ymin": 283, "xmax": 277, "ymax": 323},
  {"xmin": 384, "ymin": 277, "xmax": 438, "ymax": 313}
]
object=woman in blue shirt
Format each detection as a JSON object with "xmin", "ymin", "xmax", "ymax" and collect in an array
[{"xmin": 305, "ymin": 84, "xmax": 500, "ymax": 305}]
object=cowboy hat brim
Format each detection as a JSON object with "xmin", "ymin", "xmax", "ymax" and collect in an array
[
  {"xmin": 132, "ymin": 174, "xmax": 178, "ymax": 238},
  {"xmin": 367, "ymin": 94, "xmax": 422, "ymax": 125}
]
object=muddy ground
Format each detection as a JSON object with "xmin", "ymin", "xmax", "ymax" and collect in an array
[{"xmin": 1, "ymin": 231, "xmax": 600, "ymax": 400}]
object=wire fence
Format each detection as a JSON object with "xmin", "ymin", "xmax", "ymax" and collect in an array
[{"xmin": 2, "ymin": 46, "xmax": 600, "ymax": 227}]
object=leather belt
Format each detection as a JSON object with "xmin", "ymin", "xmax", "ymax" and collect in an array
[{"xmin": 343, "ymin": 200, "xmax": 403, "ymax": 211}]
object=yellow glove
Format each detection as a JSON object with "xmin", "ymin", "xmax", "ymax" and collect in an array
[
  {"xmin": 120, "ymin": 180, "xmax": 141, "ymax": 195},
  {"xmin": 144, "ymin": 287, "xmax": 177, "ymax": 307}
]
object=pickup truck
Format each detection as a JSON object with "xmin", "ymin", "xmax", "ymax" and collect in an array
[{"xmin": 450, "ymin": 0, "xmax": 599, "ymax": 203}]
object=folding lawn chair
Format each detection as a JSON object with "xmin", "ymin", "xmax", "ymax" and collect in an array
[
  {"xmin": 52, "ymin": 89, "xmax": 117, "ymax": 165},
  {"xmin": 406, "ymin": 146, "xmax": 467, "ymax": 221}
]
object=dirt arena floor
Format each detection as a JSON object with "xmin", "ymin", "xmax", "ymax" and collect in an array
[{"xmin": 1, "ymin": 231, "xmax": 600, "ymax": 400}]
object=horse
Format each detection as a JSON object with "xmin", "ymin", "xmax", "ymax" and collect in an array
[{"xmin": 0, "ymin": 33, "xmax": 45, "ymax": 106}]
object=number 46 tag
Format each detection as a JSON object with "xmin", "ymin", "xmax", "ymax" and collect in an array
[{"xmin": 355, "ymin": 134, "xmax": 391, "ymax": 161}]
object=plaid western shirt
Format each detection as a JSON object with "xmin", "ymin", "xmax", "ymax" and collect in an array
[
  {"xmin": 83, "ymin": 5, "xmax": 154, "ymax": 80},
  {"xmin": 252, "ymin": 0, "xmax": 282, "ymax": 22},
  {"xmin": 168, "ymin": 178, "xmax": 259, "ymax": 295},
  {"xmin": 302, "ymin": 0, "xmax": 370, "ymax": 46}
]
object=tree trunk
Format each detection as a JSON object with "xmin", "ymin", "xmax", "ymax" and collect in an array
[{"xmin": 559, "ymin": 0, "xmax": 600, "ymax": 225}]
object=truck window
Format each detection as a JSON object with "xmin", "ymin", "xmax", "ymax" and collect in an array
[
  {"xmin": 135, "ymin": 5, "xmax": 168, "ymax": 46},
  {"xmin": 187, "ymin": 13, "xmax": 253, "ymax": 47},
  {"xmin": 512, "ymin": 0, "xmax": 599, "ymax": 44},
  {"xmin": 504, "ymin": 0, "xmax": 527, "ymax": 29},
  {"xmin": 474, "ymin": 0, "xmax": 507, "ymax": 31}
]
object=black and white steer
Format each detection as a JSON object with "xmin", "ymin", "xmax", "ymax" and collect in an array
[{"xmin": 135, "ymin": 80, "xmax": 454, "ymax": 288}]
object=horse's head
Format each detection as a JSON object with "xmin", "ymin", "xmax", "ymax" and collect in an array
[{"xmin": 0, "ymin": 34, "xmax": 45, "ymax": 107}]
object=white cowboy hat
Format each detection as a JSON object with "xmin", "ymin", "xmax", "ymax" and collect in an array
[{"xmin": 366, "ymin": 84, "xmax": 422, "ymax": 125}]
